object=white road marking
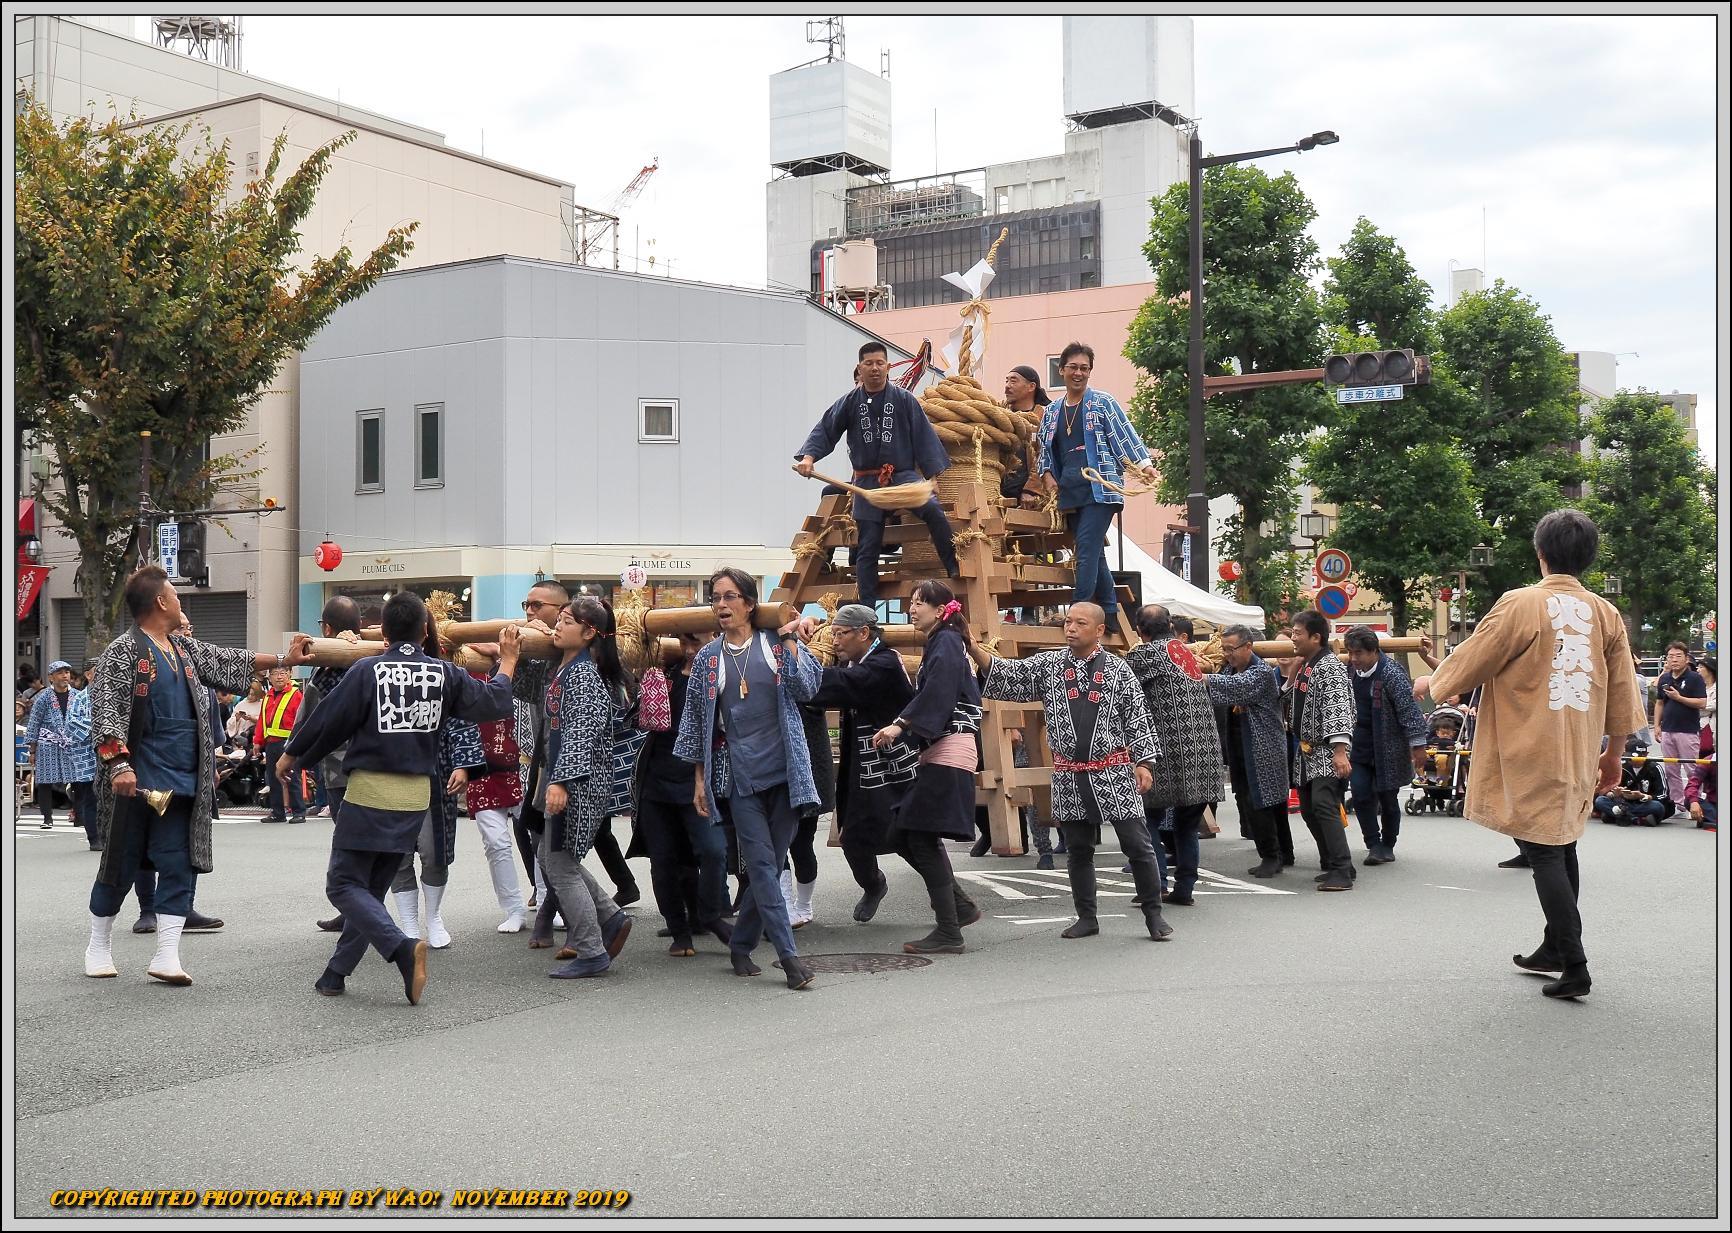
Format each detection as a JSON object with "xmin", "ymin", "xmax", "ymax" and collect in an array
[
  {"xmin": 1428, "ymin": 884, "xmax": 1483, "ymax": 892},
  {"xmin": 961, "ymin": 867, "xmax": 1296, "ymax": 899},
  {"xmin": 1000, "ymin": 915, "xmax": 1128, "ymax": 924}
]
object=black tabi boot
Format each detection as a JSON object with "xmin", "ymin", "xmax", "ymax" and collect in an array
[{"xmin": 904, "ymin": 884, "xmax": 966, "ymax": 955}]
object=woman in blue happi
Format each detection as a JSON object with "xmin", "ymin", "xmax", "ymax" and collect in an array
[
  {"xmin": 795, "ymin": 340, "xmax": 957, "ymax": 604},
  {"xmin": 533, "ymin": 596, "xmax": 635, "ymax": 979}
]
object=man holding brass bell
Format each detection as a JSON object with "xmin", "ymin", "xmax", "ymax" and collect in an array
[{"xmin": 82, "ymin": 565, "xmax": 316, "ymax": 985}]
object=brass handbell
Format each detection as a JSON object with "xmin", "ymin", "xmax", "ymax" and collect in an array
[{"xmin": 141, "ymin": 788, "xmax": 175, "ymax": 816}]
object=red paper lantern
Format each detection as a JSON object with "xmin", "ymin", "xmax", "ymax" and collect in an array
[
  {"xmin": 315, "ymin": 540, "xmax": 344, "ymax": 572},
  {"xmin": 1218, "ymin": 560, "xmax": 1243, "ymax": 582},
  {"xmin": 1439, "ymin": 586, "xmax": 1453, "ymax": 602}
]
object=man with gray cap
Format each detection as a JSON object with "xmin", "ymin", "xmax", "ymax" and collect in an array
[
  {"xmin": 806, "ymin": 604, "xmax": 917, "ymax": 922},
  {"xmin": 24, "ymin": 659, "xmax": 95, "ymax": 831}
]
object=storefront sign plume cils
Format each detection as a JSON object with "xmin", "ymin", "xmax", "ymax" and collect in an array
[
  {"xmin": 361, "ymin": 556, "xmax": 408, "ymax": 576},
  {"xmin": 16, "ymin": 565, "xmax": 51, "ymax": 621}
]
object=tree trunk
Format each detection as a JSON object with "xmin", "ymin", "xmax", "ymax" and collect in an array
[{"xmin": 1388, "ymin": 586, "xmax": 1409, "ymax": 638}]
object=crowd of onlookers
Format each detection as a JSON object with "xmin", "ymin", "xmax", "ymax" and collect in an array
[
  {"xmin": 15, "ymin": 649, "xmax": 336, "ymax": 838},
  {"xmin": 1605, "ymin": 642, "xmax": 1716, "ymax": 830}
]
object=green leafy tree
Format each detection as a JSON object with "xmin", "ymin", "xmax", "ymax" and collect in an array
[
  {"xmin": 14, "ymin": 97, "xmax": 416, "ymax": 648},
  {"xmin": 1124, "ymin": 164, "xmax": 1333, "ymax": 624},
  {"xmin": 1435, "ymin": 280, "xmax": 1582, "ymax": 602},
  {"xmin": 1585, "ymin": 390, "xmax": 1717, "ymax": 649},
  {"xmin": 1309, "ymin": 219, "xmax": 1485, "ymax": 632}
]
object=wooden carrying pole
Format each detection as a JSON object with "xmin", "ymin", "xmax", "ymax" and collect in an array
[{"xmin": 1251, "ymin": 635, "xmax": 1426, "ymax": 659}]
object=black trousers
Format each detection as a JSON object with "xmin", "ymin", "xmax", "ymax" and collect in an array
[
  {"xmin": 591, "ymin": 818, "xmax": 637, "ymax": 894},
  {"xmin": 1231, "ymin": 764, "xmax": 1294, "ymax": 863},
  {"xmin": 842, "ymin": 836, "xmax": 884, "ymax": 891},
  {"xmin": 854, "ymin": 502, "xmax": 957, "ymax": 604},
  {"xmin": 783, "ymin": 813, "xmax": 819, "ymax": 882},
  {"xmin": 1297, "ymin": 778, "xmax": 1355, "ymax": 874},
  {"xmin": 1515, "ymin": 838, "xmax": 1585, "ymax": 968},
  {"xmin": 1059, "ymin": 815, "xmax": 1163, "ymax": 921},
  {"xmin": 263, "ymin": 739, "xmax": 303, "ymax": 819}
]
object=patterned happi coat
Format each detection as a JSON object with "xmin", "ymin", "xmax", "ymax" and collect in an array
[
  {"xmin": 673, "ymin": 633, "xmax": 824, "ymax": 810},
  {"xmin": 544, "ymin": 653, "xmax": 618, "ymax": 860},
  {"xmin": 1205, "ymin": 655, "xmax": 1289, "ymax": 811},
  {"xmin": 1285, "ymin": 650, "xmax": 1358, "ymax": 785},
  {"xmin": 88, "ymin": 629, "xmax": 258, "ymax": 887},
  {"xmin": 982, "ymin": 648, "xmax": 1158, "ymax": 824},
  {"xmin": 429, "ymin": 715, "xmax": 484, "ymax": 867},
  {"xmin": 1126, "ymin": 640, "xmax": 1224, "ymax": 809},
  {"xmin": 24, "ymin": 687, "xmax": 96, "ymax": 785}
]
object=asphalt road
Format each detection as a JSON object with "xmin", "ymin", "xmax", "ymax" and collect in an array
[{"xmin": 10, "ymin": 801, "xmax": 1723, "ymax": 1220}]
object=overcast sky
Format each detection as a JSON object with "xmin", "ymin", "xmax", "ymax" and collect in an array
[{"xmin": 203, "ymin": 13, "xmax": 1720, "ymax": 461}]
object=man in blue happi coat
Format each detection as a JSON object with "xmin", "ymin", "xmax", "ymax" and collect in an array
[
  {"xmin": 278, "ymin": 593, "xmax": 519, "ymax": 1005},
  {"xmin": 795, "ymin": 341, "xmax": 957, "ymax": 606}
]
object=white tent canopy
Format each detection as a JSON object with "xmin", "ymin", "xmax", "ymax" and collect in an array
[{"xmin": 1102, "ymin": 525, "xmax": 1267, "ymax": 630}]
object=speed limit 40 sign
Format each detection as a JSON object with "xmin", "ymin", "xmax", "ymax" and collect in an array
[{"xmin": 1316, "ymin": 547, "xmax": 1352, "ymax": 586}]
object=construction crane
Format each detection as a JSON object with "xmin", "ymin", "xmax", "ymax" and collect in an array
[{"xmin": 575, "ymin": 156, "xmax": 659, "ymax": 266}]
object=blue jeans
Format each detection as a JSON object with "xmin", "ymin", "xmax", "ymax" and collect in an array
[
  {"xmin": 727, "ymin": 782, "xmax": 801, "ymax": 959},
  {"xmin": 90, "ymin": 796, "xmax": 195, "ymax": 918},
  {"xmin": 1066, "ymin": 503, "xmax": 1120, "ymax": 616},
  {"xmin": 1350, "ymin": 762, "xmax": 1402, "ymax": 848},
  {"xmin": 1594, "ymin": 795, "xmax": 1667, "ymax": 825}
]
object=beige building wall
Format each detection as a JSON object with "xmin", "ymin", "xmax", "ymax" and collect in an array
[{"xmin": 17, "ymin": 20, "xmax": 576, "ymax": 657}]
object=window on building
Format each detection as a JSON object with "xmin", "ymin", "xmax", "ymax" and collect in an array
[
  {"xmin": 994, "ymin": 186, "xmax": 1011, "ymax": 215},
  {"xmin": 1080, "ymin": 235, "xmax": 1097, "ymax": 260},
  {"xmin": 1047, "ymin": 356, "xmax": 1064, "ymax": 388},
  {"xmin": 356, "ymin": 411, "xmax": 383, "ymax": 493},
  {"xmin": 1080, "ymin": 270, "xmax": 1100, "ymax": 288},
  {"xmin": 640, "ymin": 399, "xmax": 679, "ymax": 442},
  {"xmin": 415, "ymin": 403, "xmax": 443, "ymax": 488}
]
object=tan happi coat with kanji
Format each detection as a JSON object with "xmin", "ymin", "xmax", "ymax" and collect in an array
[{"xmin": 1428, "ymin": 574, "xmax": 1645, "ymax": 845}]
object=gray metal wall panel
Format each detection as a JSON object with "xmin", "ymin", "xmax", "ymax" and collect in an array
[{"xmin": 299, "ymin": 258, "xmax": 912, "ymax": 565}]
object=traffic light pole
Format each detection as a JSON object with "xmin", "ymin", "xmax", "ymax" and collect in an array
[{"xmin": 1184, "ymin": 128, "xmax": 1337, "ymax": 597}]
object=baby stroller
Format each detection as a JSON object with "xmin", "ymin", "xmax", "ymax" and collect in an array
[{"xmin": 1407, "ymin": 699, "xmax": 1474, "ymax": 816}]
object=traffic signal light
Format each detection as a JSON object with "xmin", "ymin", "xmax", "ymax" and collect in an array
[
  {"xmin": 1162, "ymin": 530, "xmax": 1186, "ymax": 575},
  {"xmin": 176, "ymin": 519, "xmax": 209, "ymax": 586},
  {"xmin": 1323, "ymin": 348, "xmax": 1423, "ymax": 387}
]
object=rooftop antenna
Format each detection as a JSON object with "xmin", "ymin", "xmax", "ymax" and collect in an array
[
  {"xmin": 152, "ymin": 16, "xmax": 243, "ymax": 69},
  {"xmin": 805, "ymin": 16, "xmax": 845, "ymax": 63}
]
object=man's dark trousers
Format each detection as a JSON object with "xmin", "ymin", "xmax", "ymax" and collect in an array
[
  {"xmin": 1297, "ymin": 777, "xmax": 1355, "ymax": 875},
  {"xmin": 1514, "ymin": 838, "xmax": 1584, "ymax": 967},
  {"xmin": 854, "ymin": 501, "xmax": 957, "ymax": 605}
]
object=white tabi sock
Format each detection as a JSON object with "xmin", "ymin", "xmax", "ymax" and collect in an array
[
  {"xmin": 147, "ymin": 913, "xmax": 191, "ymax": 985},
  {"xmin": 85, "ymin": 913, "xmax": 119, "ymax": 978},
  {"xmin": 423, "ymin": 882, "xmax": 451, "ymax": 949},
  {"xmin": 393, "ymin": 888, "xmax": 421, "ymax": 941}
]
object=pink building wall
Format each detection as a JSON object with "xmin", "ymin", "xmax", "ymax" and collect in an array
[{"xmin": 863, "ymin": 282, "xmax": 1184, "ymax": 558}]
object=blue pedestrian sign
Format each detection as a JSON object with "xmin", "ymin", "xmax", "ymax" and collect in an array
[
  {"xmin": 1336, "ymin": 384, "xmax": 1405, "ymax": 404},
  {"xmin": 156, "ymin": 521, "xmax": 179, "ymax": 579}
]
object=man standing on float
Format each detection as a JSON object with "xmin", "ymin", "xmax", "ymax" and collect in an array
[{"xmin": 795, "ymin": 341, "xmax": 957, "ymax": 606}]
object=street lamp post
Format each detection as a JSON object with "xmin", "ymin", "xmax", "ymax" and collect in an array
[{"xmin": 1186, "ymin": 127, "xmax": 1339, "ymax": 593}]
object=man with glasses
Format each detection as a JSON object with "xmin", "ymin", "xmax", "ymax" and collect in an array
[
  {"xmin": 796, "ymin": 341, "xmax": 957, "ymax": 607},
  {"xmin": 674, "ymin": 568, "xmax": 823, "ymax": 991},
  {"xmin": 1204, "ymin": 626, "xmax": 1296, "ymax": 878},
  {"xmin": 1032, "ymin": 342, "xmax": 1157, "ymax": 629}
]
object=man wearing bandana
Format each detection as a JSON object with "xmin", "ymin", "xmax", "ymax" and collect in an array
[
  {"xmin": 795, "ymin": 341, "xmax": 957, "ymax": 605},
  {"xmin": 970, "ymin": 602, "xmax": 1173, "ymax": 942}
]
